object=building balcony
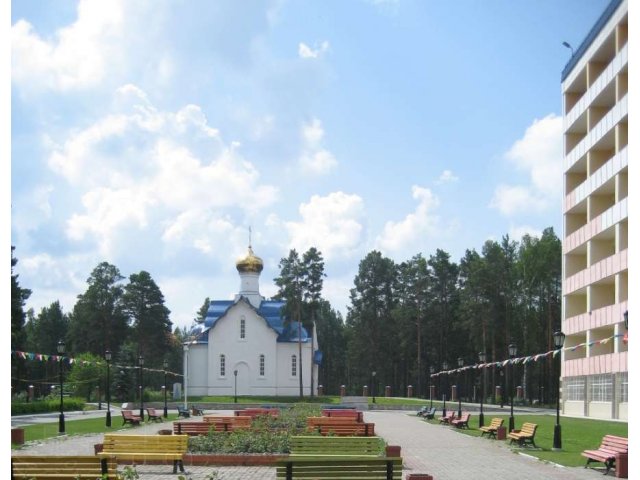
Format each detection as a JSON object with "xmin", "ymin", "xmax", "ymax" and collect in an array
[
  {"xmin": 563, "ymin": 301, "xmax": 628, "ymax": 335},
  {"xmin": 563, "ymin": 249, "xmax": 627, "ymax": 295},
  {"xmin": 564, "ymin": 197, "xmax": 628, "ymax": 253},
  {"xmin": 562, "ymin": 351, "xmax": 627, "ymax": 378}
]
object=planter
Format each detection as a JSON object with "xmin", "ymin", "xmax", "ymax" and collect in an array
[
  {"xmin": 11, "ymin": 428, "xmax": 24, "ymax": 445},
  {"xmin": 157, "ymin": 429, "xmax": 172, "ymax": 435},
  {"xmin": 385, "ymin": 445, "xmax": 401, "ymax": 457},
  {"xmin": 94, "ymin": 443, "xmax": 103, "ymax": 455}
]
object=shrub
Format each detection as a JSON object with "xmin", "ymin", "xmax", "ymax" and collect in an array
[{"xmin": 11, "ymin": 397, "xmax": 86, "ymax": 415}]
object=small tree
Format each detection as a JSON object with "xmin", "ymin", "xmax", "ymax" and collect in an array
[{"xmin": 66, "ymin": 352, "xmax": 104, "ymax": 401}]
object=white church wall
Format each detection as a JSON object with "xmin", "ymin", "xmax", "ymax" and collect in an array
[
  {"xmin": 187, "ymin": 344, "xmax": 209, "ymax": 396},
  {"xmin": 276, "ymin": 340, "xmax": 315, "ymax": 396},
  {"xmin": 207, "ymin": 301, "xmax": 279, "ymax": 396}
]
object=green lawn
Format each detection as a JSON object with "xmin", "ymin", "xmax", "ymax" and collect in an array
[
  {"xmin": 188, "ymin": 395, "xmax": 342, "ymax": 404},
  {"xmin": 14, "ymin": 413, "xmax": 179, "ymax": 446},
  {"xmin": 422, "ymin": 413, "xmax": 627, "ymax": 467}
]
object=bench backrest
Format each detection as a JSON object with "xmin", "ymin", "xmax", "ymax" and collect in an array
[
  {"xmin": 490, "ymin": 418, "xmax": 503, "ymax": 428},
  {"xmin": 102, "ymin": 434, "xmax": 188, "ymax": 454},
  {"xmin": 277, "ymin": 457, "xmax": 402, "ymax": 480},
  {"xmin": 601, "ymin": 435, "xmax": 628, "ymax": 452},
  {"xmin": 11, "ymin": 455, "xmax": 118, "ymax": 478},
  {"xmin": 519, "ymin": 423, "xmax": 537, "ymax": 436},
  {"xmin": 290, "ymin": 435, "xmax": 382, "ymax": 456},
  {"xmin": 322, "ymin": 409, "xmax": 363, "ymax": 421},
  {"xmin": 122, "ymin": 409, "xmax": 139, "ymax": 418},
  {"xmin": 307, "ymin": 416, "xmax": 362, "ymax": 426},
  {"xmin": 204, "ymin": 415, "xmax": 252, "ymax": 426},
  {"xmin": 235, "ymin": 408, "xmax": 279, "ymax": 418},
  {"xmin": 173, "ymin": 421, "xmax": 215, "ymax": 435}
]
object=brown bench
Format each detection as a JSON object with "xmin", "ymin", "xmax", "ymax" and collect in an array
[
  {"xmin": 507, "ymin": 422, "xmax": 538, "ymax": 448},
  {"xmin": 203, "ymin": 415, "xmax": 252, "ymax": 431},
  {"xmin": 11, "ymin": 455, "xmax": 118, "ymax": 479},
  {"xmin": 321, "ymin": 409, "xmax": 364, "ymax": 422},
  {"xmin": 307, "ymin": 417, "xmax": 375, "ymax": 436},
  {"xmin": 146, "ymin": 407, "xmax": 163, "ymax": 422},
  {"xmin": 582, "ymin": 435, "xmax": 628, "ymax": 476},
  {"xmin": 173, "ymin": 421, "xmax": 216, "ymax": 436},
  {"xmin": 479, "ymin": 418, "xmax": 504, "ymax": 438},
  {"xmin": 234, "ymin": 407, "xmax": 280, "ymax": 418},
  {"xmin": 438, "ymin": 411, "xmax": 455, "ymax": 424},
  {"xmin": 122, "ymin": 409, "xmax": 142, "ymax": 425},
  {"xmin": 98, "ymin": 434, "xmax": 188, "ymax": 474},
  {"xmin": 450, "ymin": 412, "xmax": 470, "ymax": 429}
]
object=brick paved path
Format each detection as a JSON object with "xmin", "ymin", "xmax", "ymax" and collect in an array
[{"xmin": 13, "ymin": 409, "xmax": 608, "ymax": 479}]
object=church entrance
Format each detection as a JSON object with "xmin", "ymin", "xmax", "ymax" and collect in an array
[{"xmin": 233, "ymin": 362, "xmax": 251, "ymax": 396}]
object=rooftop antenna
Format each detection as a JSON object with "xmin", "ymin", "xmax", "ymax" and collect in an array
[
  {"xmin": 562, "ymin": 41, "xmax": 574, "ymax": 56},
  {"xmin": 248, "ymin": 226, "xmax": 252, "ymax": 249}
]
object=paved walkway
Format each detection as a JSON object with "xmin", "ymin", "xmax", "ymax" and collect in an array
[{"xmin": 12, "ymin": 410, "xmax": 610, "ymax": 479}]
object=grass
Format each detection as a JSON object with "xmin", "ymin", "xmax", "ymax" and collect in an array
[
  {"xmin": 422, "ymin": 413, "xmax": 627, "ymax": 467},
  {"xmin": 188, "ymin": 395, "xmax": 343, "ymax": 404},
  {"xmin": 13, "ymin": 413, "xmax": 179, "ymax": 447}
]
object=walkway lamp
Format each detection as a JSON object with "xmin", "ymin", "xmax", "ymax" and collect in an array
[
  {"xmin": 183, "ymin": 344, "xmax": 189, "ymax": 410},
  {"xmin": 234, "ymin": 370, "xmax": 238, "ymax": 403},
  {"xmin": 429, "ymin": 366, "xmax": 435, "ymax": 409},
  {"xmin": 552, "ymin": 331, "xmax": 566, "ymax": 450},
  {"xmin": 138, "ymin": 354, "xmax": 145, "ymax": 420},
  {"xmin": 441, "ymin": 361, "xmax": 448, "ymax": 417},
  {"xmin": 57, "ymin": 340, "xmax": 66, "ymax": 434},
  {"xmin": 372, "ymin": 371, "xmax": 377, "ymax": 404},
  {"xmin": 457, "ymin": 357, "xmax": 464, "ymax": 418},
  {"xmin": 163, "ymin": 358, "xmax": 169, "ymax": 418},
  {"xmin": 478, "ymin": 351, "xmax": 486, "ymax": 428},
  {"xmin": 508, "ymin": 343, "xmax": 517, "ymax": 432},
  {"xmin": 105, "ymin": 350, "xmax": 112, "ymax": 427}
]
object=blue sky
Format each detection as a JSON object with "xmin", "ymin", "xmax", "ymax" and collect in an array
[{"xmin": 10, "ymin": 0, "xmax": 613, "ymax": 330}]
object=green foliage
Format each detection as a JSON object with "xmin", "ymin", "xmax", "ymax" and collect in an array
[
  {"xmin": 67, "ymin": 352, "xmax": 104, "ymax": 401},
  {"xmin": 11, "ymin": 397, "xmax": 85, "ymax": 415}
]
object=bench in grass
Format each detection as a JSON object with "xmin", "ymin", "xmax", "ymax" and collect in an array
[
  {"xmin": 507, "ymin": 422, "xmax": 538, "ymax": 448},
  {"xmin": 146, "ymin": 407, "xmax": 163, "ymax": 422},
  {"xmin": 177, "ymin": 405, "xmax": 190, "ymax": 418},
  {"xmin": 277, "ymin": 456, "xmax": 402, "ymax": 480},
  {"xmin": 582, "ymin": 434, "xmax": 628, "ymax": 476},
  {"xmin": 479, "ymin": 417, "xmax": 504, "ymax": 438},
  {"xmin": 121, "ymin": 409, "xmax": 142, "ymax": 426},
  {"xmin": 97, "ymin": 434, "xmax": 188, "ymax": 474},
  {"xmin": 289, "ymin": 435, "xmax": 383, "ymax": 457},
  {"xmin": 451, "ymin": 412, "xmax": 471, "ymax": 429},
  {"xmin": 11, "ymin": 455, "xmax": 117, "ymax": 479}
]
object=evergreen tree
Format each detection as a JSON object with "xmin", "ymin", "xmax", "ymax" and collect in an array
[
  {"xmin": 302, "ymin": 247, "xmax": 325, "ymax": 397},
  {"xmin": 196, "ymin": 297, "xmax": 210, "ymax": 323},
  {"xmin": 11, "ymin": 246, "xmax": 32, "ymax": 393}
]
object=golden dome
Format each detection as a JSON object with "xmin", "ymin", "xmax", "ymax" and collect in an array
[{"xmin": 236, "ymin": 246, "xmax": 264, "ymax": 273}]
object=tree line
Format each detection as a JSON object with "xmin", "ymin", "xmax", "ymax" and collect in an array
[{"xmin": 11, "ymin": 225, "xmax": 560, "ymax": 405}]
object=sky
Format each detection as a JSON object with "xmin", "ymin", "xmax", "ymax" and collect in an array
[{"xmin": 8, "ymin": 0, "xmax": 619, "ymax": 332}]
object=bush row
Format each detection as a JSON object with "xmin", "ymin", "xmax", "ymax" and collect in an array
[{"xmin": 11, "ymin": 397, "xmax": 86, "ymax": 415}]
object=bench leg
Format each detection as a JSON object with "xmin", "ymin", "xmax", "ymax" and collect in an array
[
  {"xmin": 173, "ymin": 460, "xmax": 186, "ymax": 474},
  {"xmin": 286, "ymin": 461, "xmax": 293, "ymax": 480},
  {"xmin": 386, "ymin": 460, "xmax": 393, "ymax": 480}
]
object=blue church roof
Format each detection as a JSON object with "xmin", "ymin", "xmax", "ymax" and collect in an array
[{"xmin": 194, "ymin": 297, "xmax": 310, "ymax": 343}]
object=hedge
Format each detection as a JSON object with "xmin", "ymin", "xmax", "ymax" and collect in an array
[{"xmin": 12, "ymin": 398, "xmax": 86, "ymax": 415}]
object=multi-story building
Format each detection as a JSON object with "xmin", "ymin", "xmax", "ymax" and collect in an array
[{"xmin": 561, "ymin": 0, "xmax": 628, "ymax": 420}]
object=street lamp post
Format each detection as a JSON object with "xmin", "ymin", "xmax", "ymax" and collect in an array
[
  {"xmin": 105, "ymin": 350, "xmax": 112, "ymax": 427},
  {"xmin": 183, "ymin": 344, "xmax": 189, "ymax": 410},
  {"xmin": 478, "ymin": 351, "xmax": 486, "ymax": 428},
  {"xmin": 552, "ymin": 331, "xmax": 566, "ymax": 450},
  {"xmin": 442, "ymin": 361, "xmax": 448, "ymax": 417},
  {"xmin": 457, "ymin": 357, "xmax": 464, "ymax": 418},
  {"xmin": 57, "ymin": 340, "xmax": 66, "ymax": 434},
  {"xmin": 624, "ymin": 310, "xmax": 628, "ymax": 330},
  {"xmin": 508, "ymin": 343, "xmax": 517, "ymax": 432},
  {"xmin": 429, "ymin": 366, "xmax": 435, "ymax": 409},
  {"xmin": 234, "ymin": 370, "xmax": 238, "ymax": 403},
  {"xmin": 163, "ymin": 359, "xmax": 169, "ymax": 418},
  {"xmin": 372, "ymin": 371, "xmax": 377, "ymax": 404},
  {"xmin": 138, "ymin": 354, "xmax": 145, "ymax": 420}
]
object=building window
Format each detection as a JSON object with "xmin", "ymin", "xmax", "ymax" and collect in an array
[
  {"xmin": 617, "ymin": 372, "xmax": 628, "ymax": 403},
  {"xmin": 240, "ymin": 317, "xmax": 246, "ymax": 339},
  {"xmin": 291, "ymin": 355, "xmax": 297, "ymax": 377},
  {"xmin": 220, "ymin": 354, "xmax": 226, "ymax": 377},
  {"xmin": 590, "ymin": 374, "xmax": 612, "ymax": 402},
  {"xmin": 565, "ymin": 377, "xmax": 585, "ymax": 401},
  {"xmin": 259, "ymin": 354, "xmax": 265, "ymax": 377}
]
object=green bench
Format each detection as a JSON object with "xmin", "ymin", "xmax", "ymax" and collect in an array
[
  {"xmin": 11, "ymin": 455, "xmax": 118, "ymax": 479},
  {"xmin": 277, "ymin": 456, "xmax": 402, "ymax": 480},
  {"xmin": 290, "ymin": 435, "xmax": 384, "ymax": 457}
]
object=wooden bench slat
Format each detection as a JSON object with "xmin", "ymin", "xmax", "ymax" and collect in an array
[{"xmin": 11, "ymin": 456, "xmax": 117, "ymax": 480}]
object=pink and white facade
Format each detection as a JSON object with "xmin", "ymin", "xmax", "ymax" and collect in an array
[{"xmin": 561, "ymin": 0, "xmax": 628, "ymax": 420}]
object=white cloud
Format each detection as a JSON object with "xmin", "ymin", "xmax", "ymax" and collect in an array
[
  {"xmin": 298, "ymin": 41, "xmax": 330, "ymax": 59},
  {"xmin": 490, "ymin": 114, "xmax": 562, "ymax": 216},
  {"xmin": 298, "ymin": 118, "xmax": 338, "ymax": 174},
  {"xmin": 436, "ymin": 169, "xmax": 459, "ymax": 184},
  {"xmin": 285, "ymin": 192, "xmax": 365, "ymax": 260},
  {"xmin": 11, "ymin": 0, "xmax": 126, "ymax": 91},
  {"xmin": 375, "ymin": 185, "xmax": 441, "ymax": 254}
]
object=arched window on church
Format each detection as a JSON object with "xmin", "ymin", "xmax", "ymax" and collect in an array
[
  {"xmin": 240, "ymin": 317, "xmax": 246, "ymax": 339},
  {"xmin": 220, "ymin": 354, "xmax": 226, "ymax": 377},
  {"xmin": 291, "ymin": 355, "xmax": 297, "ymax": 377},
  {"xmin": 259, "ymin": 354, "xmax": 265, "ymax": 377}
]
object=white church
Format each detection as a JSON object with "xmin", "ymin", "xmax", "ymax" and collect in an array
[{"xmin": 183, "ymin": 246, "xmax": 320, "ymax": 397}]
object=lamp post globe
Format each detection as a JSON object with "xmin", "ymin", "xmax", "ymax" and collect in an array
[
  {"xmin": 552, "ymin": 331, "xmax": 566, "ymax": 450},
  {"xmin": 163, "ymin": 359, "xmax": 169, "ymax": 418},
  {"xmin": 105, "ymin": 350, "xmax": 112, "ymax": 427},
  {"xmin": 57, "ymin": 340, "xmax": 66, "ymax": 434},
  {"xmin": 457, "ymin": 357, "xmax": 464, "ymax": 418},
  {"xmin": 138, "ymin": 355, "xmax": 145, "ymax": 420},
  {"xmin": 478, "ymin": 351, "xmax": 486, "ymax": 428},
  {"xmin": 508, "ymin": 343, "xmax": 517, "ymax": 432},
  {"xmin": 442, "ymin": 362, "xmax": 448, "ymax": 417}
]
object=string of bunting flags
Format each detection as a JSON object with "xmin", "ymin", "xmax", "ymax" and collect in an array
[
  {"xmin": 430, "ymin": 333, "xmax": 625, "ymax": 377},
  {"xmin": 11, "ymin": 350, "xmax": 183, "ymax": 377}
]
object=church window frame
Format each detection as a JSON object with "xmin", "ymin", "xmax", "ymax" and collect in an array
[
  {"xmin": 240, "ymin": 316, "xmax": 246, "ymax": 340},
  {"xmin": 220, "ymin": 354, "xmax": 226, "ymax": 377},
  {"xmin": 291, "ymin": 355, "xmax": 297, "ymax": 377},
  {"xmin": 259, "ymin": 354, "xmax": 265, "ymax": 377}
]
